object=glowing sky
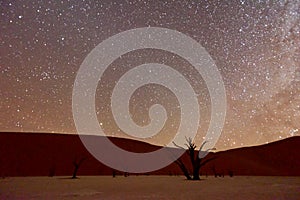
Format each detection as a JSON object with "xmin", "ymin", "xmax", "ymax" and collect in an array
[{"xmin": 0, "ymin": 0, "xmax": 299, "ymax": 150}]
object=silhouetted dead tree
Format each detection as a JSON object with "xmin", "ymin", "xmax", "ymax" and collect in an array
[
  {"xmin": 173, "ymin": 137, "xmax": 217, "ymax": 180},
  {"xmin": 72, "ymin": 157, "xmax": 87, "ymax": 179}
]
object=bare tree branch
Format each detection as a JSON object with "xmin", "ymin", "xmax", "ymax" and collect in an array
[{"xmin": 170, "ymin": 137, "xmax": 218, "ymax": 180}]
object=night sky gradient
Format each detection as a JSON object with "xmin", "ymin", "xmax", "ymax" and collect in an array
[{"xmin": 1, "ymin": 0, "xmax": 299, "ymax": 150}]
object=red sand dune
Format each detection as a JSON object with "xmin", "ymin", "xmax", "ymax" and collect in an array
[{"xmin": 0, "ymin": 132, "xmax": 299, "ymax": 177}]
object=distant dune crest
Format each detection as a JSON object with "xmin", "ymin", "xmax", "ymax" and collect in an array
[{"xmin": 0, "ymin": 132, "xmax": 299, "ymax": 177}]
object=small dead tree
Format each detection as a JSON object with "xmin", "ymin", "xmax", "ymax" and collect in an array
[
  {"xmin": 48, "ymin": 165, "xmax": 56, "ymax": 177},
  {"xmin": 173, "ymin": 137, "xmax": 216, "ymax": 180},
  {"xmin": 112, "ymin": 170, "xmax": 116, "ymax": 178},
  {"xmin": 72, "ymin": 156, "xmax": 87, "ymax": 179}
]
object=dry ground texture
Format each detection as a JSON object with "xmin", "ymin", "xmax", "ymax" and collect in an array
[{"xmin": 0, "ymin": 176, "xmax": 299, "ymax": 200}]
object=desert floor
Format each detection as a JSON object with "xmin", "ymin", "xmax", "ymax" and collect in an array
[{"xmin": 0, "ymin": 176, "xmax": 299, "ymax": 200}]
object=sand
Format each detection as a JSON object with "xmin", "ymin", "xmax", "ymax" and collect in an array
[{"xmin": 0, "ymin": 176, "xmax": 299, "ymax": 200}]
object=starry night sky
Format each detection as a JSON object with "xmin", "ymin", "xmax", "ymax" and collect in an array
[{"xmin": 1, "ymin": 0, "xmax": 299, "ymax": 150}]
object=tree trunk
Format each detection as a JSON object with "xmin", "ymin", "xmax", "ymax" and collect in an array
[
  {"xmin": 72, "ymin": 165, "xmax": 79, "ymax": 179},
  {"xmin": 182, "ymin": 166, "xmax": 192, "ymax": 180},
  {"xmin": 175, "ymin": 159, "xmax": 192, "ymax": 180},
  {"xmin": 192, "ymin": 164, "xmax": 200, "ymax": 180},
  {"xmin": 72, "ymin": 157, "xmax": 87, "ymax": 179}
]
